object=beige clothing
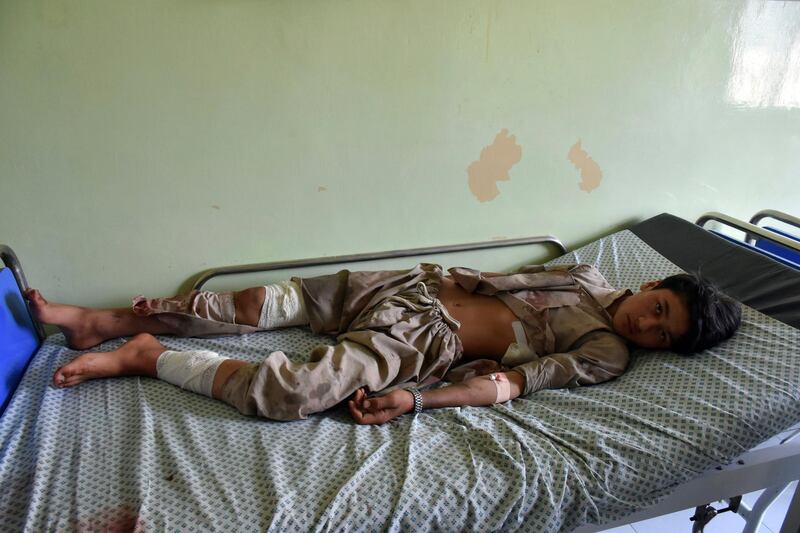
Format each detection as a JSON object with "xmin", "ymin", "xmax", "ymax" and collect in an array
[
  {"xmin": 447, "ymin": 264, "xmax": 632, "ymax": 395},
  {"xmin": 134, "ymin": 263, "xmax": 630, "ymax": 419},
  {"xmin": 221, "ymin": 264, "xmax": 463, "ymax": 419}
]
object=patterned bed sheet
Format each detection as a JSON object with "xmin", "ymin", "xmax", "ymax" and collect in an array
[{"xmin": 1, "ymin": 230, "xmax": 799, "ymax": 532}]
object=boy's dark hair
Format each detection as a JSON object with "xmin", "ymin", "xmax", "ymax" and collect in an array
[{"xmin": 654, "ymin": 272, "xmax": 742, "ymax": 354}]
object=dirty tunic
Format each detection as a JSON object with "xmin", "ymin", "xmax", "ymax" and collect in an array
[{"xmin": 446, "ymin": 264, "xmax": 632, "ymax": 395}]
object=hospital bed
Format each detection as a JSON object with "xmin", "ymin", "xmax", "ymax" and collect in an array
[{"xmin": 1, "ymin": 211, "xmax": 799, "ymax": 532}]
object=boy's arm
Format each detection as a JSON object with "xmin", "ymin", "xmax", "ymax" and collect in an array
[{"xmin": 348, "ymin": 371, "xmax": 526, "ymax": 425}]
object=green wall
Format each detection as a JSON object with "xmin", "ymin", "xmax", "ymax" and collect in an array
[{"xmin": 1, "ymin": 0, "xmax": 798, "ymax": 309}]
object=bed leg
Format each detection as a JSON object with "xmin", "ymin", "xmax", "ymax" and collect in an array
[
  {"xmin": 780, "ymin": 481, "xmax": 800, "ymax": 533},
  {"xmin": 738, "ymin": 483, "xmax": 791, "ymax": 533}
]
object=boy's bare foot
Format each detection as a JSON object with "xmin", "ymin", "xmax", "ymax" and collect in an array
[
  {"xmin": 53, "ymin": 333, "xmax": 166, "ymax": 388},
  {"xmin": 24, "ymin": 289, "xmax": 108, "ymax": 350}
]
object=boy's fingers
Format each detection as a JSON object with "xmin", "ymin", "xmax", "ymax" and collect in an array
[{"xmin": 348, "ymin": 400, "xmax": 366, "ymax": 423}]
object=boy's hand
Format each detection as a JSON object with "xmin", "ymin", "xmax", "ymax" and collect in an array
[{"xmin": 348, "ymin": 388, "xmax": 413, "ymax": 425}]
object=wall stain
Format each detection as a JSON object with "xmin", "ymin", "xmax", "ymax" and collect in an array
[
  {"xmin": 318, "ymin": 186, "xmax": 328, "ymax": 192},
  {"xmin": 567, "ymin": 140, "xmax": 603, "ymax": 193},
  {"xmin": 467, "ymin": 129, "xmax": 522, "ymax": 203},
  {"xmin": 211, "ymin": 205, "xmax": 220, "ymax": 210}
]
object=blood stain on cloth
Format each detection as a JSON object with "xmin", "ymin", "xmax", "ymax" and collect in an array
[{"xmin": 69, "ymin": 506, "xmax": 144, "ymax": 532}]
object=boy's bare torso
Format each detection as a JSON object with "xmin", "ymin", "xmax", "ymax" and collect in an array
[{"xmin": 438, "ymin": 276, "xmax": 516, "ymax": 360}]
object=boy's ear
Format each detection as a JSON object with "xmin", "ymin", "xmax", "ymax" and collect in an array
[{"xmin": 640, "ymin": 280, "xmax": 661, "ymax": 291}]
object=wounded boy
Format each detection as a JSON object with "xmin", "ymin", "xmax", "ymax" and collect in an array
[{"xmin": 25, "ymin": 263, "xmax": 741, "ymax": 425}]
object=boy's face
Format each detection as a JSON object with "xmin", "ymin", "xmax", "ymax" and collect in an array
[{"xmin": 611, "ymin": 282, "xmax": 691, "ymax": 350}]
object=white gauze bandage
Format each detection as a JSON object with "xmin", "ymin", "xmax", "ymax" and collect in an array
[
  {"xmin": 156, "ymin": 350, "xmax": 229, "ymax": 398},
  {"xmin": 258, "ymin": 280, "xmax": 309, "ymax": 329},
  {"xmin": 489, "ymin": 372, "xmax": 512, "ymax": 403}
]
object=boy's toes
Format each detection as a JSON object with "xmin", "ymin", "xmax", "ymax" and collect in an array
[
  {"xmin": 53, "ymin": 361, "xmax": 86, "ymax": 388},
  {"xmin": 24, "ymin": 289, "xmax": 48, "ymax": 312},
  {"xmin": 52, "ymin": 368, "xmax": 67, "ymax": 387}
]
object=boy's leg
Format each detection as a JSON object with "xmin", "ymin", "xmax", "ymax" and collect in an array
[
  {"xmin": 52, "ymin": 333, "xmax": 249, "ymax": 396},
  {"xmin": 26, "ymin": 289, "xmax": 180, "ymax": 350},
  {"xmin": 25, "ymin": 283, "xmax": 303, "ymax": 350},
  {"xmin": 217, "ymin": 331, "xmax": 412, "ymax": 420},
  {"xmin": 211, "ymin": 360, "xmax": 249, "ymax": 399},
  {"xmin": 53, "ymin": 333, "xmax": 168, "ymax": 387},
  {"xmin": 51, "ymin": 333, "xmax": 390, "ymax": 421}
]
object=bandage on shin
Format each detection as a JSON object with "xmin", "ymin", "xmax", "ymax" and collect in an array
[
  {"xmin": 156, "ymin": 350, "xmax": 230, "ymax": 397},
  {"xmin": 489, "ymin": 373, "xmax": 512, "ymax": 403},
  {"xmin": 257, "ymin": 280, "xmax": 309, "ymax": 329}
]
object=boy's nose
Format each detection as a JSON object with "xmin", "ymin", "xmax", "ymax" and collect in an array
[{"xmin": 638, "ymin": 316, "xmax": 659, "ymax": 333}]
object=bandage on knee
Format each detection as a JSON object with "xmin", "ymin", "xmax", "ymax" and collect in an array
[
  {"xmin": 156, "ymin": 350, "xmax": 230, "ymax": 397},
  {"xmin": 257, "ymin": 280, "xmax": 309, "ymax": 329},
  {"xmin": 489, "ymin": 372, "xmax": 512, "ymax": 403}
]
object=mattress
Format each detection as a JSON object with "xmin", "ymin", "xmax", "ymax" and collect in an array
[
  {"xmin": 1, "ymin": 228, "xmax": 799, "ymax": 532},
  {"xmin": 631, "ymin": 212, "xmax": 800, "ymax": 328}
]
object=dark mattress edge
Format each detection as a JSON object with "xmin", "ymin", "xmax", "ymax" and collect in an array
[{"xmin": 630, "ymin": 213, "xmax": 800, "ymax": 330}]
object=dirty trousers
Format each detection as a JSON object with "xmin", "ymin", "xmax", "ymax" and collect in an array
[{"xmin": 134, "ymin": 263, "xmax": 464, "ymax": 420}]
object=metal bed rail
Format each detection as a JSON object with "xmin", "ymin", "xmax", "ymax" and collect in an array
[
  {"xmin": 189, "ymin": 235, "xmax": 567, "ymax": 291},
  {"xmin": 696, "ymin": 211, "xmax": 800, "ymax": 256},
  {"xmin": 749, "ymin": 209, "xmax": 800, "ymax": 230},
  {"xmin": 747, "ymin": 209, "xmax": 800, "ymax": 247}
]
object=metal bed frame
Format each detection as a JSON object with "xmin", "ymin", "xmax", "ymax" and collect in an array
[
  {"xmin": 696, "ymin": 211, "xmax": 800, "ymax": 269},
  {"xmin": 187, "ymin": 235, "xmax": 567, "ymax": 291},
  {"xmin": 2, "ymin": 212, "xmax": 799, "ymax": 532},
  {"xmin": 697, "ymin": 211, "xmax": 800, "ymax": 254}
]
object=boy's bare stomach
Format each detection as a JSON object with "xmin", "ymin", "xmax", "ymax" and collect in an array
[{"xmin": 437, "ymin": 276, "xmax": 517, "ymax": 360}]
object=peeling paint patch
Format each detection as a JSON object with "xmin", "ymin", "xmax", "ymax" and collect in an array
[
  {"xmin": 467, "ymin": 129, "xmax": 522, "ymax": 202},
  {"xmin": 567, "ymin": 140, "xmax": 603, "ymax": 193},
  {"xmin": 211, "ymin": 205, "xmax": 221, "ymax": 210},
  {"xmin": 318, "ymin": 186, "xmax": 328, "ymax": 192}
]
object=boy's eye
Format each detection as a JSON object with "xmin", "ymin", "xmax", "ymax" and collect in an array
[{"xmin": 656, "ymin": 302, "xmax": 662, "ymax": 314}]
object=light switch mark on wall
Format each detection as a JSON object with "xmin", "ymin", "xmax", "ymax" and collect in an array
[{"xmin": 467, "ymin": 129, "xmax": 522, "ymax": 202}]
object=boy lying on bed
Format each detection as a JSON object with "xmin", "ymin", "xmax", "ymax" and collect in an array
[{"xmin": 25, "ymin": 263, "xmax": 741, "ymax": 425}]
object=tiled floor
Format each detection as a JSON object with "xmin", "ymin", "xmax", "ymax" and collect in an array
[{"xmin": 598, "ymin": 425, "xmax": 800, "ymax": 533}]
